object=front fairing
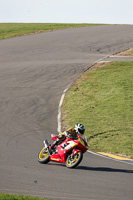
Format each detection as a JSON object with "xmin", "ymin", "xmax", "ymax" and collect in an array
[
  {"xmin": 50, "ymin": 141, "xmax": 68, "ymax": 163},
  {"xmin": 49, "ymin": 136, "xmax": 89, "ymax": 163},
  {"xmin": 50, "ymin": 146, "xmax": 66, "ymax": 163},
  {"xmin": 51, "ymin": 133, "xmax": 58, "ymax": 140},
  {"xmin": 63, "ymin": 136, "xmax": 89, "ymax": 153},
  {"xmin": 77, "ymin": 136, "xmax": 90, "ymax": 152},
  {"xmin": 64, "ymin": 140, "xmax": 78, "ymax": 150}
]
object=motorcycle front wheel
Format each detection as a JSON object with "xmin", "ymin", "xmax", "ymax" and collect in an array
[
  {"xmin": 66, "ymin": 151, "xmax": 83, "ymax": 168},
  {"xmin": 38, "ymin": 147, "xmax": 50, "ymax": 164}
]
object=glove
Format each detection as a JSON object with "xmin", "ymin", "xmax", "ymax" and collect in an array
[{"xmin": 58, "ymin": 134, "xmax": 66, "ymax": 141}]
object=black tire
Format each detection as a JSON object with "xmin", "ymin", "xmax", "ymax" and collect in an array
[
  {"xmin": 38, "ymin": 147, "xmax": 50, "ymax": 164},
  {"xmin": 65, "ymin": 151, "xmax": 83, "ymax": 168}
]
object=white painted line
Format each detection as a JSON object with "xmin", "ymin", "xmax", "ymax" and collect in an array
[
  {"xmin": 110, "ymin": 55, "xmax": 133, "ymax": 58},
  {"xmin": 57, "ymin": 55, "xmax": 110, "ymax": 133},
  {"xmin": 98, "ymin": 61, "xmax": 111, "ymax": 63},
  {"xmin": 57, "ymin": 54, "xmax": 133, "ymax": 166},
  {"xmin": 57, "ymin": 82, "xmax": 73, "ymax": 133},
  {"xmin": 87, "ymin": 150, "xmax": 133, "ymax": 166}
]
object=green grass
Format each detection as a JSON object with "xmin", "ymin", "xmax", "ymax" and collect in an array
[
  {"xmin": 0, "ymin": 23, "xmax": 104, "ymax": 39},
  {"xmin": 0, "ymin": 193, "xmax": 52, "ymax": 200},
  {"xmin": 62, "ymin": 61, "xmax": 133, "ymax": 157},
  {"xmin": 129, "ymin": 49, "xmax": 133, "ymax": 54}
]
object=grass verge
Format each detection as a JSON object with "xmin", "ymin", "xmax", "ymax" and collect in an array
[
  {"xmin": 129, "ymin": 49, "xmax": 133, "ymax": 55},
  {"xmin": 62, "ymin": 61, "xmax": 133, "ymax": 157},
  {"xmin": 116, "ymin": 48, "xmax": 133, "ymax": 56},
  {"xmin": 0, "ymin": 23, "xmax": 105, "ymax": 39},
  {"xmin": 0, "ymin": 193, "xmax": 52, "ymax": 200}
]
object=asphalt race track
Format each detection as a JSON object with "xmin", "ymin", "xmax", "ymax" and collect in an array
[{"xmin": 0, "ymin": 25, "xmax": 133, "ymax": 200}]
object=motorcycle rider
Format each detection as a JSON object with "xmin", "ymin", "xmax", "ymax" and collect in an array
[{"xmin": 50, "ymin": 123, "xmax": 85, "ymax": 150}]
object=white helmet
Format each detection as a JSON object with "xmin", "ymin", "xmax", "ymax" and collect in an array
[{"xmin": 74, "ymin": 123, "xmax": 85, "ymax": 136}]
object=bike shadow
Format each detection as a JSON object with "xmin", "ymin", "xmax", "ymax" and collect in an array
[
  {"xmin": 47, "ymin": 163, "xmax": 133, "ymax": 173},
  {"xmin": 76, "ymin": 166, "xmax": 133, "ymax": 173}
]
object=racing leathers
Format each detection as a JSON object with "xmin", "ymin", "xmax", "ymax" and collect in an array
[{"xmin": 50, "ymin": 128, "xmax": 78, "ymax": 150}]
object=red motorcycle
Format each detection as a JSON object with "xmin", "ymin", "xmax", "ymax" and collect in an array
[{"xmin": 38, "ymin": 134, "xmax": 90, "ymax": 168}]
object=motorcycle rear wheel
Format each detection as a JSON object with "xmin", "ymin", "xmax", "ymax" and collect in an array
[
  {"xmin": 66, "ymin": 151, "xmax": 83, "ymax": 168},
  {"xmin": 38, "ymin": 147, "xmax": 50, "ymax": 164}
]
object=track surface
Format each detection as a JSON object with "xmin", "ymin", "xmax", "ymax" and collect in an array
[{"xmin": 0, "ymin": 25, "xmax": 133, "ymax": 200}]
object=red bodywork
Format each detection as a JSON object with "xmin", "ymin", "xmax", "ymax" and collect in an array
[{"xmin": 49, "ymin": 134, "xmax": 89, "ymax": 163}]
